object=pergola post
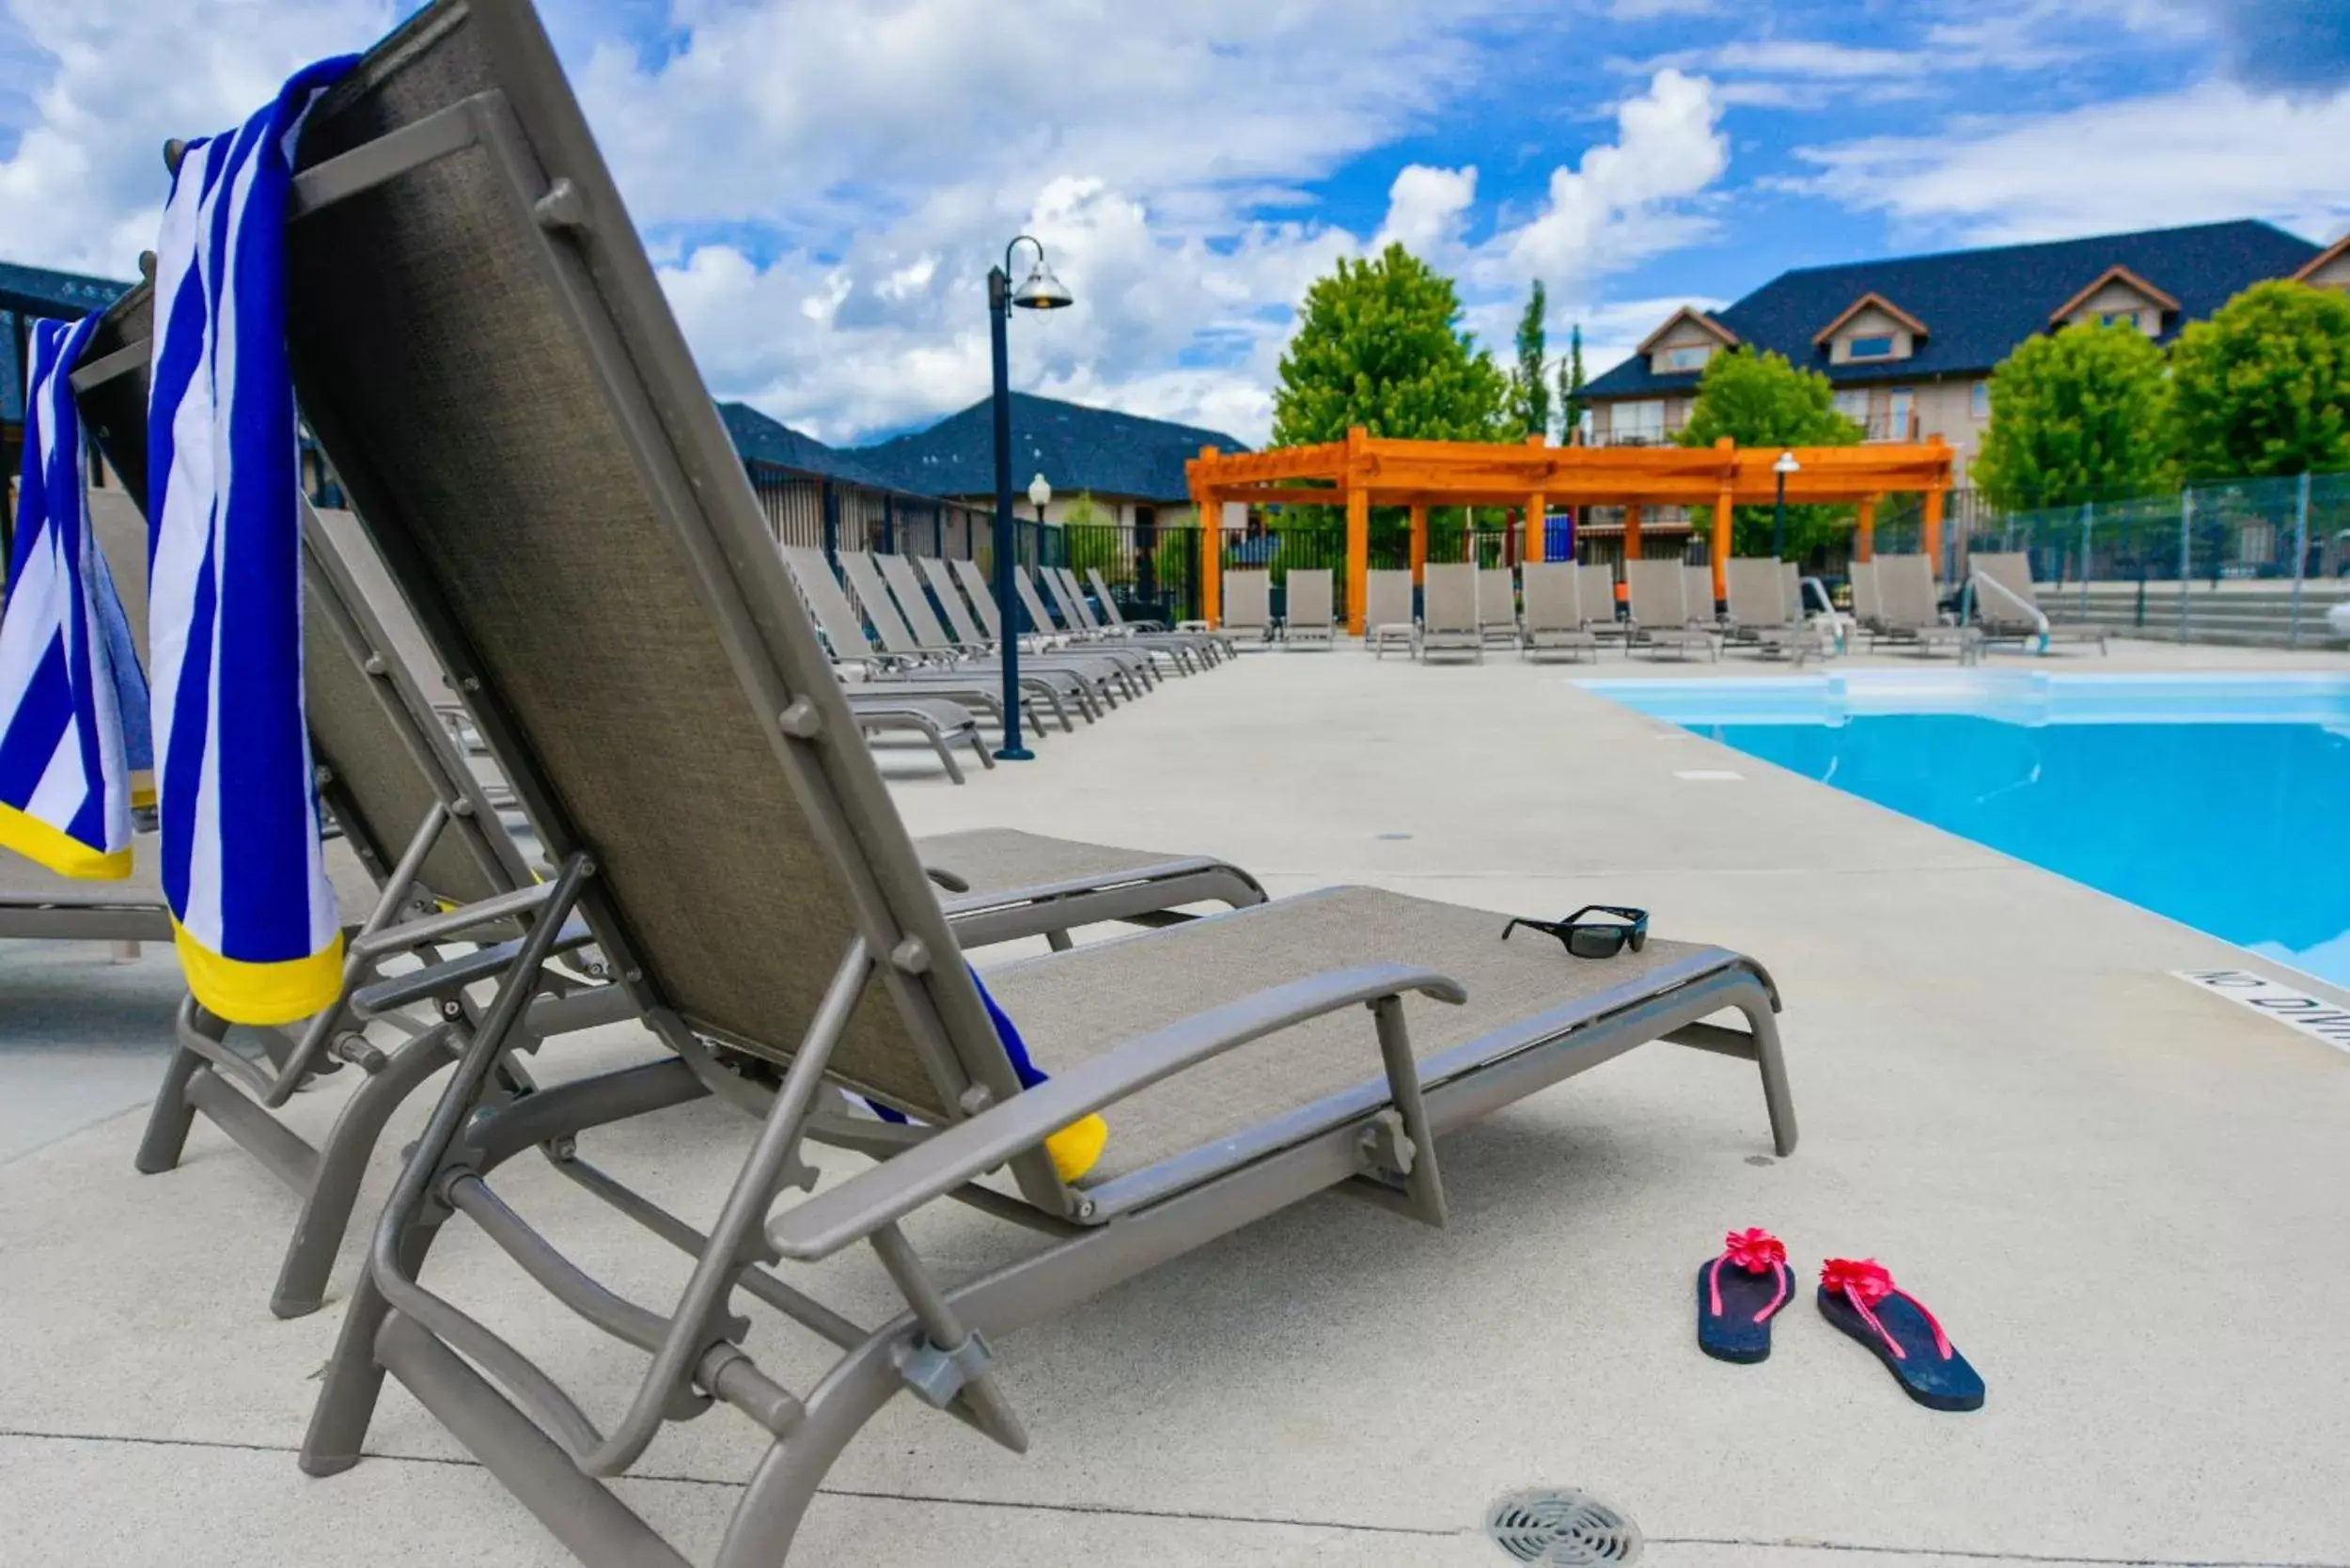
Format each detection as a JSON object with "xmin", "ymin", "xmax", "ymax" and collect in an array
[
  {"xmin": 1344, "ymin": 426, "xmax": 1371, "ymax": 635},
  {"xmin": 1525, "ymin": 433, "xmax": 1547, "ymax": 565},
  {"xmin": 1856, "ymin": 495, "xmax": 1876, "ymax": 563},
  {"xmin": 1624, "ymin": 504, "xmax": 1643, "ymax": 561},
  {"xmin": 1408, "ymin": 502, "xmax": 1428, "ymax": 585},
  {"xmin": 1711, "ymin": 436, "xmax": 1735, "ymax": 611},
  {"xmin": 1195, "ymin": 446, "xmax": 1221, "ymax": 626}
]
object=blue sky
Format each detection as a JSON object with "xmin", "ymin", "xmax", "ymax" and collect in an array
[{"xmin": 3, "ymin": 0, "xmax": 2347, "ymax": 446}]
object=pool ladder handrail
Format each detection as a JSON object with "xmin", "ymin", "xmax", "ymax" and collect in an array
[{"xmin": 1965, "ymin": 570, "xmax": 2049, "ymax": 659}]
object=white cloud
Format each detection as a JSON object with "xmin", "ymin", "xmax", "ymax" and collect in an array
[
  {"xmin": 1375, "ymin": 165, "xmax": 1480, "ymax": 257},
  {"xmin": 1498, "ymin": 69, "xmax": 1728, "ymax": 285},
  {"xmin": 1797, "ymin": 79, "xmax": 2350, "ymax": 244},
  {"xmin": 0, "ymin": 0, "xmax": 396, "ymax": 276}
]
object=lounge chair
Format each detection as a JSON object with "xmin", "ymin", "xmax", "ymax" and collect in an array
[
  {"xmin": 1085, "ymin": 566, "xmax": 1231, "ymax": 659},
  {"xmin": 1871, "ymin": 555, "xmax": 1975, "ymax": 659},
  {"xmin": 1011, "ymin": 567, "xmax": 1157, "ymax": 691},
  {"xmin": 1418, "ymin": 563, "xmax": 1482, "ymax": 662},
  {"xmin": 1724, "ymin": 557, "xmax": 1819, "ymax": 664},
  {"xmin": 948, "ymin": 557, "xmax": 1148, "ymax": 701},
  {"xmin": 1967, "ymin": 553, "xmax": 2107, "ymax": 655},
  {"xmin": 910, "ymin": 555, "xmax": 1101, "ymax": 714},
  {"xmin": 779, "ymin": 545, "xmax": 1085, "ymax": 731},
  {"xmin": 279, "ymin": 17, "xmax": 1795, "ymax": 1565},
  {"xmin": 1284, "ymin": 567, "xmax": 1337, "ymax": 648},
  {"xmin": 1685, "ymin": 564, "xmax": 1720, "ymax": 628},
  {"xmin": 1849, "ymin": 558, "xmax": 1882, "ymax": 637},
  {"xmin": 1363, "ymin": 568, "xmax": 1416, "ymax": 658},
  {"xmin": 1042, "ymin": 565, "xmax": 1202, "ymax": 674},
  {"xmin": 1518, "ymin": 561, "xmax": 1598, "ymax": 663},
  {"xmin": 1218, "ymin": 567, "xmax": 1275, "ymax": 645},
  {"xmin": 1479, "ymin": 566, "xmax": 1518, "ymax": 647},
  {"xmin": 1623, "ymin": 559, "xmax": 1717, "ymax": 661}
]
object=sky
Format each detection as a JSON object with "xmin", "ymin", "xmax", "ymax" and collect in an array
[{"xmin": 3, "ymin": 0, "xmax": 2348, "ymax": 448}]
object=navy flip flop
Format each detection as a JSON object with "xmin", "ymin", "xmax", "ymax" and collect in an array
[
  {"xmin": 1817, "ymin": 1258, "xmax": 1985, "ymax": 1412},
  {"xmin": 1696, "ymin": 1227, "xmax": 1794, "ymax": 1363}
]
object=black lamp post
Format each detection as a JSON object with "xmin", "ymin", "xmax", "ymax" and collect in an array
[
  {"xmin": 1771, "ymin": 448, "xmax": 1800, "ymax": 560},
  {"xmin": 988, "ymin": 235, "xmax": 1073, "ymax": 760}
]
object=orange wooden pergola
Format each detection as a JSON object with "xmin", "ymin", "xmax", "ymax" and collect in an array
[{"xmin": 1186, "ymin": 428, "xmax": 1954, "ymax": 633}]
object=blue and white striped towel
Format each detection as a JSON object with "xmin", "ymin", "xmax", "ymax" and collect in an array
[
  {"xmin": 147, "ymin": 55, "xmax": 354, "ymax": 1024},
  {"xmin": 0, "ymin": 314, "xmax": 140, "ymax": 878}
]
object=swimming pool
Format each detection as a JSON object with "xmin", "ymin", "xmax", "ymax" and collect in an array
[{"xmin": 1582, "ymin": 672, "xmax": 2350, "ymax": 990}]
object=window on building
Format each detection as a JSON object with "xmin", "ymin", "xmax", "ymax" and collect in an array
[
  {"xmin": 1832, "ymin": 390, "xmax": 1870, "ymax": 427},
  {"xmin": 2098, "ymin": 309, "xmax": 2144, "ymax": 331},
  {"xmin": 1971, "ymin": 381, "xmax": 1991, "ymax": 419},
  {"xmin": 1616, "ymin": 400, "xmax": 1667, "ymax": 443},
  {"xmin": 1662, "ymin": 345, "xmax": 1712, "ymax": 372},
  {"xmin": 1845, "ymin": 334, "xmax": 1897, "ymax": 360},
  {"xmin": 1887, "ymin": 388, "xmax": 1915, "ymax": 440}
]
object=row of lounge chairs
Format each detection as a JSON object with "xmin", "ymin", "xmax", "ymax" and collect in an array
[
  {"xmin": 4, "ymin": 9, "xmax": 1800, "ymax": 1564},
  {"xmin": 1848, "ymin": 555, "xmax": 2107, "ymax": 660},
  {"xmin": 1356, "ymin": 560, "xmax": 1828, "ymax": 665}
]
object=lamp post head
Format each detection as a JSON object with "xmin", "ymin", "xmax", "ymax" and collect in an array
[
  {"xmin": 1010, "ymin": 257, "xmax": 1073, "ymax": 310},
  {"xmin": 1028, "ymin": 474, "xmax": 1053, "ymax": 510},
  {"xmin": 1773, "ymin": 450, "xmax": 1801, "ymax": 476}
]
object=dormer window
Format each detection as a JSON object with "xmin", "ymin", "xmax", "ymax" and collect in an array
[
  {"xmin": 1845, "ymin": 334, "xmax": 1897, "ymax": 361},
  {"xmin": 2051, "ymin": 265, "xmax": 2177, "ymax": 337},
  {"xmin": 1813, "ymin": 292, "xmax": 1927, "ymax": 367},
  {"xmin": 1637, "ymin": 306, "xmax": 1740, "ymax": 378},
  {"xmin": 1662, "ymin": 345, "xmax": 1713, "ymax": 372}
]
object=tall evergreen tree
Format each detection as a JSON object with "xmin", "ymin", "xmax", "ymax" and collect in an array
[
  {"xmin": 1509, "ymin": 281, "xmax": 1551, "ymax": 440},
  {"xmin": 1557, "ymin": 323, "xmax": 1587, "ymax": 445}
]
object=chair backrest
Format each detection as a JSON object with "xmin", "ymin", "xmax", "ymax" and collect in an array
[
  {"xmin": 1363, "ymin": 568, "xmax": 1412, "ymax": 627},
  {"xmin": 1876, "ymin": 555, "xmax": 1937, "ymax": 627},
  {"xmin": 1576, "ymin": 560, "xmax": 1618, "ymax": 624},
  {"xmin": 1421, "ymin": 563, "xmax": 1477, "ymax": 634},
  {"xmin": 948, "ymin": 557, "xmax": 1007, "ymax": 640},
  {"xmin": 1083, "ymin": 567, "xmax": 1129, "ymax": 627},
  {"xmin": 1221, "ymin": 570, "xmax": 1270, "ymax": 630},
  {"xmin": 1623, "ymin": 558, "xmax": 1686, "ymax": 625},
  {"xmin": 1478, "ymin": 566, "xmax": 1515, "ymax": 625},
  {"xmin": 1724, "ymin": 557, "xmax": 1785, "ymax": 627},
  {"xmin": 1011, "ymin": 566, "xmax": 1065, "ymax": 637},
  {"xmin": 1780, "ymin": 560, "xmax": 1803, "ymax": 618},
  {"xmin": 1850, "ymin": 559, "xmax": 1880, "ymax": 623},
  {"xmin": 1684, "ymin": 565, "xmax": 1716, "ymax": 621},
  {"xmin": 919, "ymin": 556, "xmax": 989, "ymax": 647},
  {"xmin": 1285, "ymin": 568, "xmax": 1333, "ymax": 628},
  {"xmin": 874, "ymin": 553, "xmax": 958, "ymax": 650},
  {"xmin": 284, "ymin": 0, "xmax": 1034, "ymax": 1178},
  {"xmin": 1969, "ymin": 553, "xmax": 2039, "ymax": 616},
  {"xmin": 777, "ymin": 545, "xmax": 882, "ymax": 663},
  {"xmin": 70, "ymin": 279, "xmax": 525, "ymax": 910},
  {"xmin": 836, "ymin": 550, "xmax": 927, "ymax": 655},
  {"xmin": 1052, "ymin": 568, "xmax": 1106, "ymax": 633},
  {"xmin": 1520, "ymin": 561, "xmax": 1576, "ymax": 631}
]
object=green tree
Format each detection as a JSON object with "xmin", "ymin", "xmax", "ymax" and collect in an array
[
  {"xmin": 1557, "ymin": 322, "xmax": 1586, "ymax": 444},
  {"xmin": 1271, "ymin": 243, "xmax": 1507, "ymax": 447},
  {"xmin": 1507, "ymin": 280, "xmax": 1551, "ymax": 440},
  {"xmin": 2170, "ymin": 279, "xmax": 2350, "ymax": 481},
  {"xmin": 1676, "ymin": 347, "xmax": 1862, "ymax": 557},
  {"xmin": 1971, "ymin": 321, "xmax": 2172, "ymax": 510}
]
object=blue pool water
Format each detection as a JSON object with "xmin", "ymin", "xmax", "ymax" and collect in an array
[{"xmin": 1583, "ymin": 674, "xmax": 2350, "ymax": 989}]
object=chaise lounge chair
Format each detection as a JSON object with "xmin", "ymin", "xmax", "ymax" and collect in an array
[
  {"xmin": 1724, "ymin": 557, "xmax": 1820, "ymax": 665},
  {"xmin": 1045, "ymin": 566, "xmax": 1211, "ymax": 672},
  {"xmin": 1871, "ymin": 555, "xmax": 1975, "ymax": 659},
  {"xmin": 1967, "ymin": 552, "xmax": 2108, "ymax": 656},
  {"xmin": 1218, "ymin": 567, "xmax": 1274, "ymax": 646},
  {"xmin": 1623, "ymin": 559, "xmax": 1717, "ymax": 661},
  {"xmin": 1283, "ymin": 567, "xmax": 1337, "ymax": 648},
  {"xmin": 1479, "ymin": 565, "xmax": 1518, "ymax": 647},
  {"xmin": 1084, "ymin": 566, "xmax": 1231, "ymax": 660},
  {"xmin": 274, "ymin": 16, "xmax": 1796, "ymax": 1564},
  {"xmin": 1363, "ymin": 567, "xmax": 1416, "ymax": 658},
  {"xmin": 1417, "ymin": 562, "xmax": 1482, "ymax": 662},
  {"xmin": 1578, "ymin": 558, "xmax": 1625, "ymax": 645},
  {"xmin": 1518, "ymin": 561, "xmax": 1599, "ymax": 663}
]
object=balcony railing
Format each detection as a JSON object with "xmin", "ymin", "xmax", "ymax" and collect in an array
[{"xmin": 1587, "ymin": 422, "xmax": 1685, "ymax": 448}]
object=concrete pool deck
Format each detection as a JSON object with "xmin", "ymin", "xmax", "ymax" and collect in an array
[{"xmin": 4, "ymin": 636, "xmax": 2348, "ymax": 1567}]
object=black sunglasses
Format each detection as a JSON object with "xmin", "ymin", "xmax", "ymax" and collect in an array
[{"xmin": 1501, "ymin": 904, "xmax": 1649, "ymax": 960}]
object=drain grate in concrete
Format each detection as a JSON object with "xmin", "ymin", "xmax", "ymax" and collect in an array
[{"xmin": 1484, "ymin": 1489, "xmax": 1643, "ymax": 1564}]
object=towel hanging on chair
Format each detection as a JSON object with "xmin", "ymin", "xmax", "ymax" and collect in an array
[
  {"xmin": 0, "ymin": 313, "xmax": 141, "ymax": 878},
  {"xmin": 147, "ymin": 55, "xmax": 355, "ymax": 1025}
]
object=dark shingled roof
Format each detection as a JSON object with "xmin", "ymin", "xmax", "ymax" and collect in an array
[
  {"xmin": 853, "ymin": 391, "xmax": 1247, "ymax": 504},
  {"xmin": 1, "ymin": 259, "xmax": 137, "ymax": 423},
  {"xmin": 717, "ymin": 400, "xmax": 925, "ymax": 494},
  {"xmin": 1584, "ymin": 219, "xmax": 2322, "ymax": 400}
]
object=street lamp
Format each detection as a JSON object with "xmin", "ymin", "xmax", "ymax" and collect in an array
[
  {"xmin": 1028, "ymin": 473, "xmax": 1052, "ymax": 525},
  {"xmin": 989, "ymin": 235, "xmax": 1073, "ymax": 760},
  {"xmin": 1772, "ymin": 449, "xmax": 1800, "ymax": 560}
]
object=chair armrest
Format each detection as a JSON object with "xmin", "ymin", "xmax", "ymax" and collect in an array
[
  {"xmin": 766, "ymin": 961, "xmax": 1465, "ymax": 1261},
  {"xmin": 351, "ymin": 915, "xmax": 594, "ymax": 1016},
  {"xmin": 348, "ymin": 881, "xmax": 559, "ymax": 959}
]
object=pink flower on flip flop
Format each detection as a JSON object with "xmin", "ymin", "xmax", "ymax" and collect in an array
[
  {"xmin": 1723, "ymin": 1227, "xmax": 1787, "ymax": 1275},
  {"xmin": 1820, "ymin": 1256, "xmax": 1895, "ymax": 1306}
]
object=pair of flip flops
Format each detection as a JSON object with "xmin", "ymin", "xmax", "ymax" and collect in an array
[{"xmin": 1697, "ymin": 1227, "xmax": 1985, "ymax": 1412}]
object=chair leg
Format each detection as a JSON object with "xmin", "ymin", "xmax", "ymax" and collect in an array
[
  {"xmin": 271, "ymin": 1024, "xmax": 461, "ymax": 1319},
  {"xmin": 132, "ymin": 1042, "xmax": 207, "ymax": 1175},
  {"xmin": 1742, "ymin": 998, "xmax": 1799, "ymax": 1157},
  {"xmin": 300, "ymin": 1209, "xmax": 446, "ymax": 1476},
  {"xmin": 716, "ymin": 1342, "xmax": 908, "ymax": 1568}
]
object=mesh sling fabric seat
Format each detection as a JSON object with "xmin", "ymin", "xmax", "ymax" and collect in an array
[
  {"xmin": 1047, "ymin": 566, "xmax": 1209, "ymax": 672},
  {"xmin": 1478, "ymin": 565, "xmax": 1517, "ymax": 646},
  {"xmin": 1623, "ymin": 559, "xmax": 1716, "ymax": 661},
  {"xmin": 1577, "ymin": 558, "xmax": 1624, "ymax": 643},
  {"xmin": 1684, "ymin": 564, "xmax": 1718, "ymax": 628},
  {"xmin": 1218, "ymin": 568, "xmax": 1273, "ymax": 644},
  {"xmin": 1873, "ymin": 555, "xmax": 1974, "ymax": 658},
  {"xmin": 1084, "ymin": 566, "xmax": 1232, "ymax": 659},
  {"xmin": 1518, "ymin": 561, "xmax": 1596, "ymax": 663},
  {"xmin": 1283, "ymin": 567, "xmax": 1336, "ymax": 647},
  {"xmin": 277, "ymin": 10, "xmax": 1795, "ymax": 1562},
  {"xmin": 1418, "ymin": 563, "xmax": 1481, "ymax": 662},
  {"xmin": 945, "ymin": 557, "xmax": 1143, "ymax": 701},
  {"xmin": 1724, "ymin": 557, "xmax": 1807, "ymax": 662},
  {"xmin": 1968, "ymin": 552, "xmax": 2107, "ymax": 654},
  {"xmin": 1010, "ymin": 565, "xmax": 1156, "ymax": 688},
  {"xmin": 1363, "ymin": 568, "xmax": 1415, "ymax": 658}
]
